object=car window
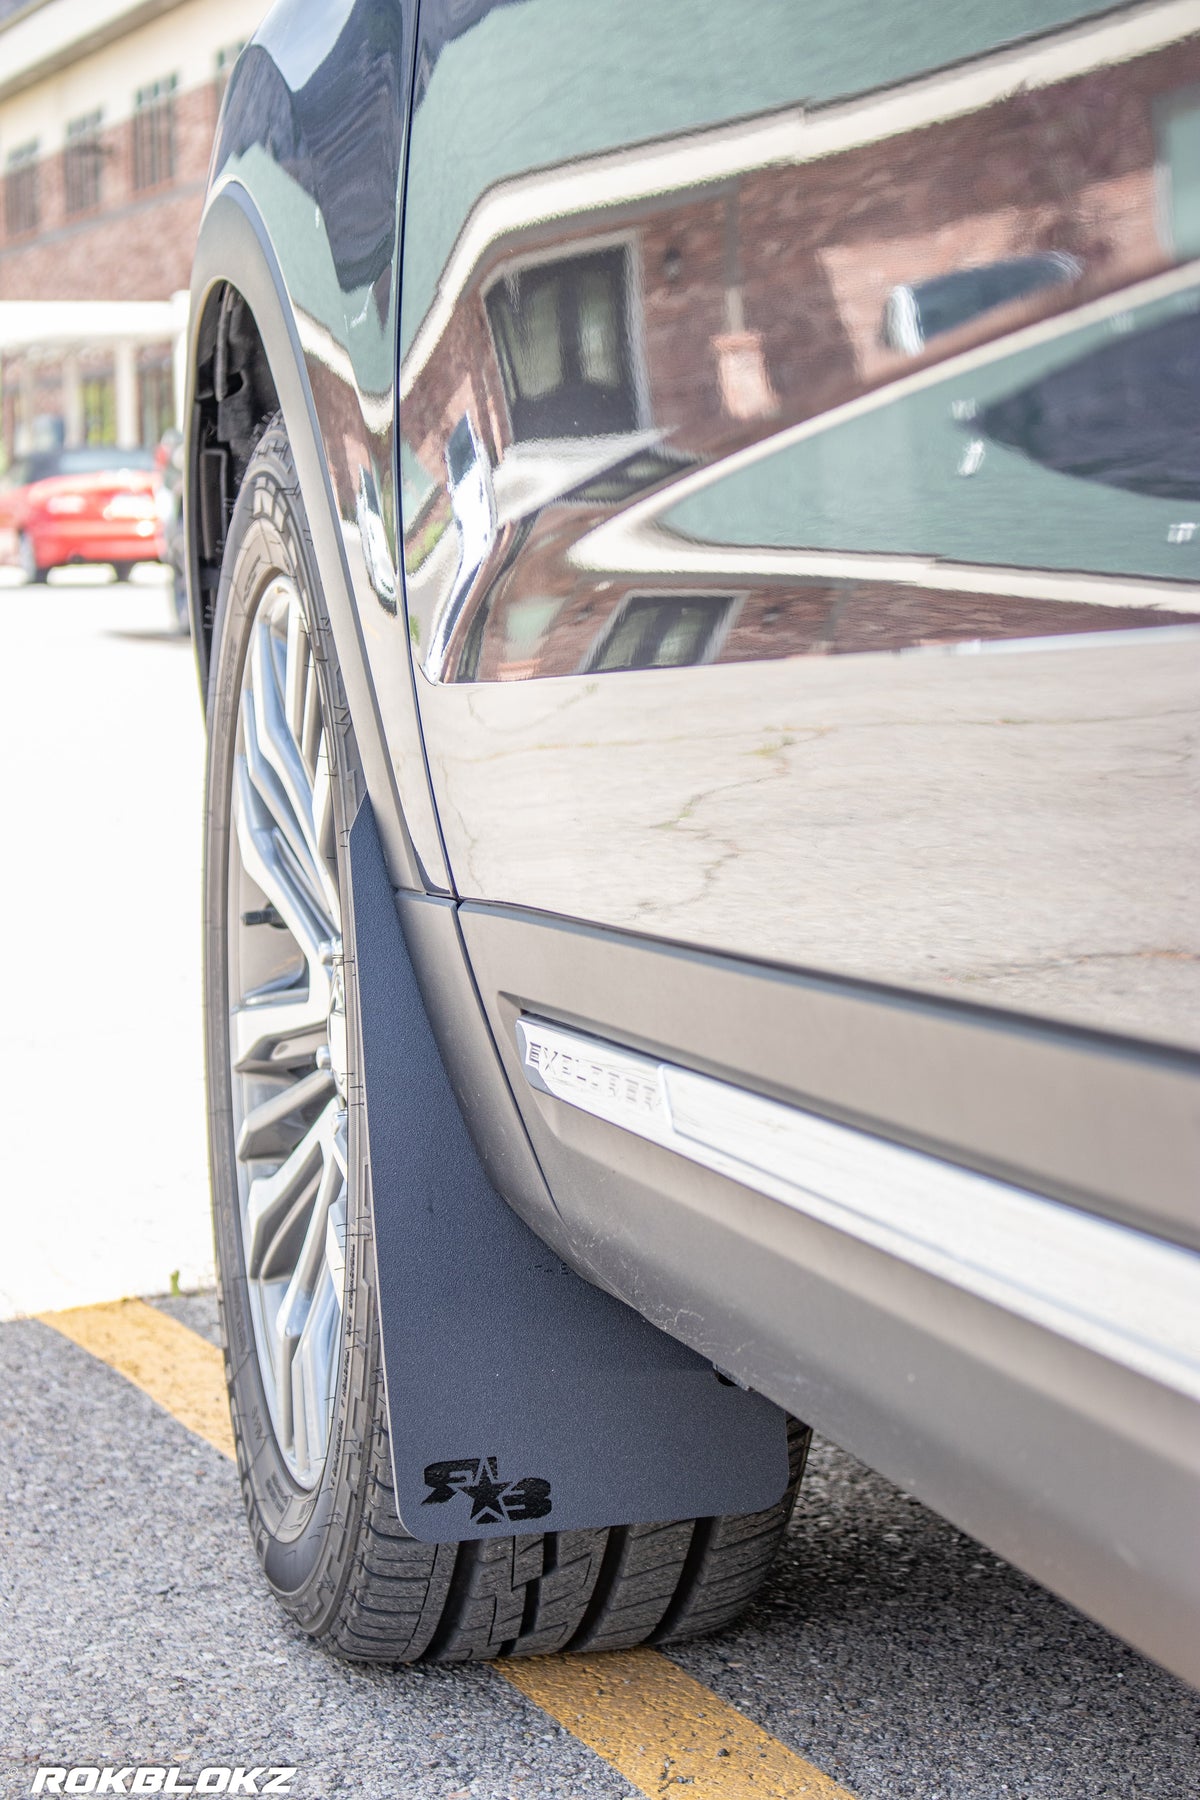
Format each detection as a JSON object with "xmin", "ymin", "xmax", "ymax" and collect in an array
[
  {"xmin": 46, "ymin": 448, "xmax": 157, "ymax": 477},
  {"xmin": 446, "ymin": 418, "xmax": 477, "ymax": 485}
]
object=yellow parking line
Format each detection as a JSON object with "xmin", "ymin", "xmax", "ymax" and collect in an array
[
  {"xmin": 39, "ymin": 1296, "xmax": 235, "ymax": 1460},
  {"xmin": 37, "ymin": 1299, "xmax": 856, "ymax": 1800},
  {"xmin": 501, "ymin": 1651, "xmax": 853, "ymax": 1799}
]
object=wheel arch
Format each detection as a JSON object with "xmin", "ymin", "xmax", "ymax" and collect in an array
[{"xmin": 184, "ymin": 180, "xmax": 421, "ymax": 889}]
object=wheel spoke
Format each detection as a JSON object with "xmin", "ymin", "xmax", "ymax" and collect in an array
[
  {"xmin": 301, "ymin": 663, "xmax": 322, "ymax": 778},
  {"xmin": 278, "ymin": 1181, "xmax": 347, "ymax": 1478},
  {"xmin": 236, "ymin": 1065, "xmax": 336, "ymax": 1160},
  {"xmin": 234, "ymin": 752, "xmax": 332, "ymax": 964},
  {"xmin": 290, "ymin": 1270, "xmax": 341, "ymax": 1482},
  {"xmin": 284, "ymin": 603, "xmax": 310, "ymax": 767},
  {"xmin": 312, "ymin": 734, "xmax": 336, "ymax": 880},
  {"xmin": 232, "ymin": 987, "xmax": 329, "ymax": 1072},
  {"xmin": 242, "ymin": 659, "xmax": 332, "ymax": 931},
  {"xmin": 227, "ymin": 576, "xmax": 349, "ymax": 1490},
  {"xmin": 324, "ymin": 1187, "xmax": 347, "ymax": 1288},
  {"xmin": 274, "ymin": 1108, "xmax": 345, "ymax": 1341},
  {"xmin": 244, "ymin": 1099, "xmax": 339, "ymax": 1277},
  {"xmin": 251, "ymin": 616, "xmax": 341, "ymax": 924}
]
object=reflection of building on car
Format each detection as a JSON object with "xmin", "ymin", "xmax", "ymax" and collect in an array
[
  {"xmin": 485, "ymin": 247, "xmax": 640, "ymax": 440},
  {"xmin": 184, "ymin": 0, "xmax": 1200, "ymax": 1686},
  {"xmin": 423, "ymin": 412, "xmax": 497, "ymax": 674},
  {"xmin": 0, "ymin": 446, "xmax": 165, "ymax": 582},
  {"xmin": 445, "ymin": 413, "xmax": 496, "ymax": 573},
  {"xmin": 582, "ymin": 592, "xmax": 737, "ymax": 673},
  {"xmin": 881, "ymin": 253, "xmax": 1083, "ymax": 354}
]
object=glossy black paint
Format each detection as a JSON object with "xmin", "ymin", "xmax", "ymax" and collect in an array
[
  {"xmin": 185, "ymin": 0, "xmax": 1200, "ymax": 1687},
  {"xmin": 398, "ymin": 0, "xmax": 1200, "ymax": 1054},
  {"xmin": 191, "ymin": 0, "xmax": 449, "ymax": 887}
]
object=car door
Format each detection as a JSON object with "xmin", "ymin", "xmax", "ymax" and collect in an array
[
  {"xmin": 385, "ymin": 0, "xmax": 1200, "ymax": 1684},
  {"xmin": 394, "ymin": 0, "xmax": 1199, "ymax": 1240}
]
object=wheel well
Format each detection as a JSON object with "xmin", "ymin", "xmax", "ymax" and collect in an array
[{"xmin": 190, "ymin": 283, "xmax": 280, "ymax": 673}]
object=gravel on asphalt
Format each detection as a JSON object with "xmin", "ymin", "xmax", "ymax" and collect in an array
[{"xmin": 3, "ymin": 1305, "xmax": 1196, "ymax": 1800}]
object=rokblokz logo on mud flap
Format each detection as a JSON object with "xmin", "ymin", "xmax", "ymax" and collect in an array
[
  {"xmin": 30, "ymin": 1771, "xmax": 296, "ymax": 1794},
  {"xmin": 422, "ymin": 1456, "xmax": 551, "ymax": 1522}
]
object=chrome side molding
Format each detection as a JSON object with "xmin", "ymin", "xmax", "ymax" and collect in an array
[{"xmin": 515, "ymin": 1017, "xmax": 1200, "ymax": 1403}]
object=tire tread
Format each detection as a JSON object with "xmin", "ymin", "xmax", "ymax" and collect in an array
[{"xmin": 210, "ymin": 414, "xmax": 810, "ymax": 1667}]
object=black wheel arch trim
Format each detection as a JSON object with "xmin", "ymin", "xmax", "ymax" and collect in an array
[{"xmin": 185, "ymin": 180, "xmax": 424, "ymax": 893}]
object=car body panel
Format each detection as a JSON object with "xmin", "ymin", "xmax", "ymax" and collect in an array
[
  {"xmin": 397, "ymin": 0, "xmax": 1200, "ymax": 1057},
  {"xmin": 460, "ymin": 906, "xmax": 1200, "ymax": 1686},
  {"xmin": 390, "ymin": 0, "xmax": 1200, "ymax": 1681},
  {"xmin": 456, "ymin": 899, "xmax": 1200, "ymax": 1687},
  {"xmin": 186, "ymin": 0, "xmax": 1200, "ymax": 1687},
  {"xmin": 188, "ymin": 184, "xmax": 425, "ymax": 894},
  {"xmin": 194, "ymin": 0, "xmax": 448, "ymax": 891}
]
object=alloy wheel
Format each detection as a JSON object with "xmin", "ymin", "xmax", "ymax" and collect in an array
[
  {"xmin": 18, "ymin": 533, "xmax": 42, "ymax": 583},
  {"xmin": 226, "ymin": 575, "xmax": 348, "ymax": 1488}
]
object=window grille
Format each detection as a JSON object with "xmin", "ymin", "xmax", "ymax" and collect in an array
[
  {"xmin": 64, "ymin": 111, "xmax": 104, "ymax": 215},
  {"xmin": 132, "ymin": 76, "xmax": 177, "ymax": 190},
  {"xmin": 215, "ymin": 42, "xmax": 246, "ymax": 103},
  {"xmin": 485, "ymin": 248, "xmax": 638, "ymax": 442},
  {"xmin": 4, "ymin": 141, "xmax": 39, "ymax": 237},
  {"xmin": 139, "ymin": 358, "xmax": 175, "ymax": 445},
  {"xmin": 82, "ymin": 373, "xmax": 116, "ymax": 445}
]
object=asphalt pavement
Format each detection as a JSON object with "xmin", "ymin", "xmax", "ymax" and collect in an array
[{"xmin": 1, "ymin": 569, "xmax": 1197, "ymax": 1800}]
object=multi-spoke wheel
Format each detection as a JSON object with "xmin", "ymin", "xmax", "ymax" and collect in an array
[
  {"xmin": 18, "ymin": 532, "xmax": 48, "ymax": 584},
  {"xmin": 228, "ymin": 575, "xmax": 348, "ymax": 1488},
  {"xmin": 203, "ymin": 413, "xmax": 806, "ymax": 1662}
]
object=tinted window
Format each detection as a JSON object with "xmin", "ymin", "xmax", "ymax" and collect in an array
[
  {"xmin": 27, "ymin": 448, "xmax": 156, "ymax": 482},
  {"xmin": 587, "ymin": 595, "xmax": 732, "ymax": 671},
  {"xmin": 913, "ymin": 254, "xmax": 1080, "ymax": 342},
  {"xmin": 446, "ymin": 418, "xmax": 477, "ymax": 484},
  {"xmin": 487, "ymin": 249, "xmax": 637, "ymax": 441}
]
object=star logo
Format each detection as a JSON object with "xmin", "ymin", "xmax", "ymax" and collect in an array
[
  {"xmin": 463, "ymin": 1458, "xmax": 511, "ymax": 1523},
  {"xmin": 422, "ymin": 1456, "xmax": 553, "ymax": 1523}
]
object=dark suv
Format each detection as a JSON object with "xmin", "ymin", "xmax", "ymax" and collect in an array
[{"xmin": 184, "ymin": 0, "xmax": 1200, "ymax": 1680}]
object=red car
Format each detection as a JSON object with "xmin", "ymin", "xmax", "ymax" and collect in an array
[{"xmin": 0, "ymin": 445, "xmax": 166, "ymax": 583}]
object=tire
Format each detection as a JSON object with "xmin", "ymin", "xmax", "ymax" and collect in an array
[
  {"xmin": 204, "ymin": 413, "xmax": 808, "ymax": 1663},
  {"xmin": 18, "ymin": 532, "xmax": 48, "ymax": 584},
  {"xmin": 169, "ymin": 569, "xmax": 190, "ymax": 635},
  {"xmin": 112, "ymin": 561, "xmax": 136, "ymax": 582}
]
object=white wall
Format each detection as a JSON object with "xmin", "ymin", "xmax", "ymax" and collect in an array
[{"xmin": 0, "ymin": 0, "xmax": 267, "ymax": 153}]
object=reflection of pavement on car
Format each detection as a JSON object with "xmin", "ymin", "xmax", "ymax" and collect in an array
[{"xmin": 419, "ymin": 628, "xmax": 1200, "ymax": 1050}]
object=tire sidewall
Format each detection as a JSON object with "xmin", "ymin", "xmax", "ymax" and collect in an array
[
  {"xmin": 203, "ymin": 423, "xmax": 381, "ymax": 1628},
  {"xmin": 19, "ymin": 532, "xmax": 46, "ymax": 583}
]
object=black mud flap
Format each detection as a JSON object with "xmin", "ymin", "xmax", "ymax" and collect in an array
[{"xmin": 348, "ymin": 800, "xmax": 790, "ymax": 1541}]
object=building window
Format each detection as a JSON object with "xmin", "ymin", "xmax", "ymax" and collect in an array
[
  {"xmin": 82, "ymin": 373, "xmax": 116, "ymax": 445},
  {"xmin": 139, "ymin": 356, "xmax": 175, "ymax": 446},
  {"xmin": 215, "ymin": 41, "xmax": 246, "ymax": 103},
  {"xmin": 584, "ymin": 594, "xmax": 735, "ymax": 673},
  {"xmin": 64, "ymin": 111, "xmax": 104, "ymax": 216},
  {"xmin": 132, "ymin": 76, "xmax": 177, "ymax": 191},
  {"xmin": 1156, "ymin": 87, "xmax": 1200, "ymax": 260},
  {"xmin": 4, "ymin": 141, "xmax": 40, "ymax": 238},
  {"xmin": 486, "ymin": 247, "xmax": 639, "ymax": 441}
]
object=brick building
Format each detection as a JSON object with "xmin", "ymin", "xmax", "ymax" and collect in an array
[
  {"xmin": 397, "ymin": 19, "xmax": 1200, "ymax": 680},
  {"xmin": 0, "ymin": 0, "xmax": 265, "ymax": 464}
]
